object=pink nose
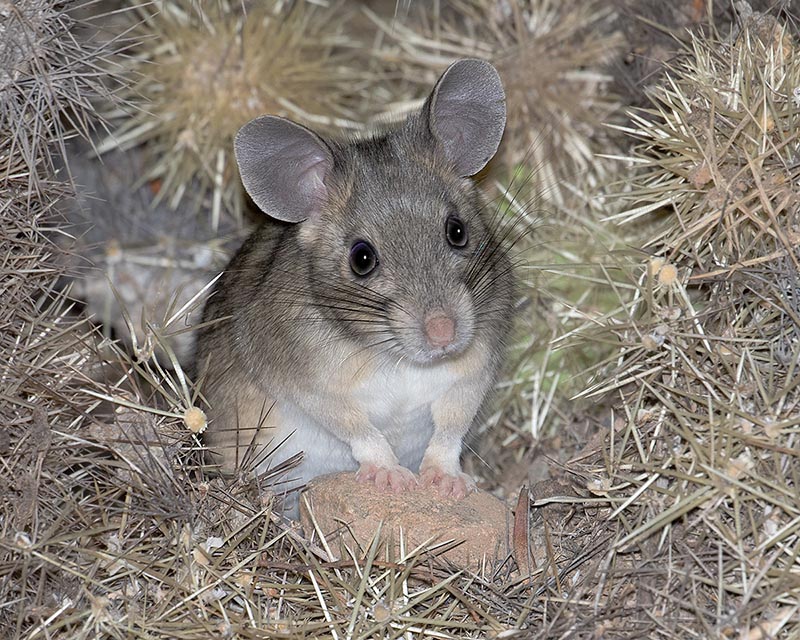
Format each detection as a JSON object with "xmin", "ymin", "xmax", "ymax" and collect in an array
[{"xmin": 424, "ymin": 313, "xmax": 455, "ymax": 348}]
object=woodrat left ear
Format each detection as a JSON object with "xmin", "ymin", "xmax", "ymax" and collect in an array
[{"xmin": 425, "ymin": 58, "xmax": 506, "ymax": 177}]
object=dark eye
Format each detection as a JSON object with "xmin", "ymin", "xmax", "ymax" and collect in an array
[
  {"xmin": 446, "ymin": 215, "xmax": 468, "ymax": 248},
  {"xmin": 349, "ymin": 240, "xmax": 378, "ymax": 276}
]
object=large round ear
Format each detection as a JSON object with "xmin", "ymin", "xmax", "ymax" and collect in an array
[
  {"xmin": 425, "ymin": 58, "xmax": 506, "ymax": 177},
  {"xmin": 234, "ymin": 115, "xmax": 334, "ymax": 223}
]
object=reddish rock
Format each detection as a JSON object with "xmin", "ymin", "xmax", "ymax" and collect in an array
[{"xmin": 300, "ymin": 472, "xmax": 512, "ymax": 570}]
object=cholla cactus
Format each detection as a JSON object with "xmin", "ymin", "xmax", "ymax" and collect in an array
[
  {"xmin": 368, "ymin": 0, "xmax": 623, "ymax": 206},
  {"xmin": 0, "ymin": 0, "xmax": 122, "ymax": 191},
  {"xmin": 569, "ymin": 9, "xmax": 800, "ymax": 635},
  {"xmin": 102, "ymin": 0, "xmax": 367, "ymax": 224},
  {"xmin": 474, "ymin": 0, "xmax": 622, "ymax": 200},
  {"xmin": 0, "ymin": 0, "xmax": 127, "ymax": 440},
  {"xmin": 614, "ymin": 10, "xmax": 800, "ymax": 258},
  {"xmin": 0, "ymin": 2, "xmax": 137, "ymax": 635}
]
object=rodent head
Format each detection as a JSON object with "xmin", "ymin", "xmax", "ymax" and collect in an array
[{"xmin": 234, "ymin": 59, "xmax": 513, "ymax": 365}]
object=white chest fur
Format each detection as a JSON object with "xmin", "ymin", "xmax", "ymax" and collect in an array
[
  {"xmin": 354, "ymin": 360, "xmax": 460, "ymax": 421},
  {"xmin": 264, "ymin": 343, "xmax": 484, "ymax": 488},
  {"xmin": 352, "ymin": 360, "xmax": 460, "ymax": 467},
  {"xmin": 268, "ymin": 357, "xmax": 463, "ymax": 481}
]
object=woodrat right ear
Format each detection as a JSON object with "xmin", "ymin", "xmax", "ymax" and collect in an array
[
  {"xmin": 424, "ymin": 58, "xmax": 506, "ymax": 177},
  {"xmin": 234, "ymin": 116, "xmax": 334, "ymax": 223}
]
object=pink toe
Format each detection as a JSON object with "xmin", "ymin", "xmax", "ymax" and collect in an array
[
  {"xmin": 356, "ymin": 463, "xmax": 377, "ymax": 483},
  {"xmin": 419, "ymin": 466, "xmax": 474, "ymax": 499},
  {"xmin": 356, "ymin": 464, "xmax": 417, "ymax": 493},
  {"xmin": 451, "ymin": 478, "xmax": 468, "ymax": 499}
]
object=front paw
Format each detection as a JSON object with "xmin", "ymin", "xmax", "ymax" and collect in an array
[
  {"xmin": 420, "ymin": 465, "xmax": 476, "ymax": 499},
  {"xmin": 356, "ymin": 462, "xmax": 418, "ymax": 492}
]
